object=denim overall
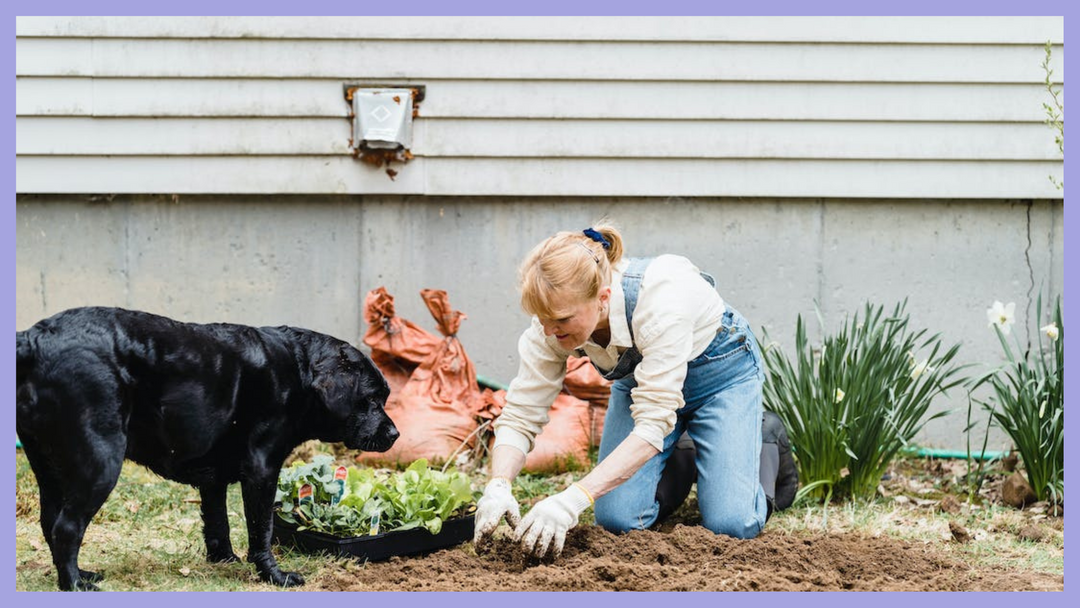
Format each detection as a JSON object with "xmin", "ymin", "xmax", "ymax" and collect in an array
[{"xmin": 590, "ymin": 257, "xmax": 768, "ymax": 538}]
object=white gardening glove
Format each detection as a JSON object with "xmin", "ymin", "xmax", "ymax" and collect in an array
[
  {"xmin": 514, "ymin": 483, "xmax": 593, "ymax": 558},
  {"xmin": 473, "ymin": 477, "xmax": 521, "ymax": 545}
]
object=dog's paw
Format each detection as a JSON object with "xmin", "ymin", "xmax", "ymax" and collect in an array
[
  {"xmin": 273, "ymin": 571, "xmax": 305, "ymax": 588},
  {"xmin": 79, "ymin": 569, "xmax": 105, "ymax": 584},
  {"xmin": 74, "ymin": 579, "xmax": 102, "ymax": 592}
]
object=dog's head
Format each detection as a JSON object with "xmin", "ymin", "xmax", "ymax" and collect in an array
[{"xmin": 309, "ymin": 339, "xmax": 399, "ymax": 452}]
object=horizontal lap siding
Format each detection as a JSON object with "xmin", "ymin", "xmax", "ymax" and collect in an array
[
  {"xmin": 15, "ymin": 38, "xmax": 1066, "ymax": 82},
  {"xmin": 14, "ymin": 16, "xmax": 1066, "ymax": 43},
  {"xmin": 14, "ymin": 17, "xmax": 1065, "ymax": 197},
  {"xmin": 16, "ymin": 79, "xmax": 1058, "ymax": 121},
  {"xmin": 15, "ymin": 157, "xmax": 1061, "ymax": 198},
  {"xmin": 15, "ymin": 118, "xmax": 1061, "ymax": 160}
]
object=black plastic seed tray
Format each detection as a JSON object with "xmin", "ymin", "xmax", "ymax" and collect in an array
[{"xmin": 273, "ymin": 514, "xmax": 475, "ymax": 562}]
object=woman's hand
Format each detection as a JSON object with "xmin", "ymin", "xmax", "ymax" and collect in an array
[
  {"xmin": 473, "ymin": 478, "xmax": 521, "ymax": 545},
  {"xmin": 514, "ymin": 484, "xmax": 593, "ymax": 558}
]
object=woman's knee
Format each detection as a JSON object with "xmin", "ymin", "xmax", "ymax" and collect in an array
[
  {"xmin": 701, "ymin": 509, "xmax": 764, "ymax": 539},
  {"xmin": 594, "ymin": 497, "xmax": 655, "ymax": 534}
]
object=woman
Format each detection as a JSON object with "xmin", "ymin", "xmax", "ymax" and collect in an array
[{"xmin": 474, "ymin": 223, "xmax": 796, "ymax": 558}]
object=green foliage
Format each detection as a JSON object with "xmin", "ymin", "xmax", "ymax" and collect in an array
[
  {"xmin": 275, "ymin": 456, "xmax": 478, "ymax": 537},
  {"xmin": 1041, "ymin": 41, "xmax": 1064, "ymax": 190},
  {"xmin": 977, "ymin": 295, "xmax": 1064, "ymax": 504},
  {"xmin": 513, "ymin": 473, "xmax": 566, "ymax": 503},
  {"xmin": 761, "ymin": 301, "xmax": 968, "ymax": 502}
]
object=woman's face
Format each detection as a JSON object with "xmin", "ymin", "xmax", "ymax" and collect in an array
[{"xmin": 537, "ymin": 288, "xmax": 610, "ymax": 349}]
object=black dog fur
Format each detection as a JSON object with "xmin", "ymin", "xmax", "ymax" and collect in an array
[{"xmin": 16, "ymin": 307, "xmax": 399, "ymax": 590}]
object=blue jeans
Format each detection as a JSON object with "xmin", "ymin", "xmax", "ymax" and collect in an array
[{"xmin": 594, "ymin": 307, "xmax": 768, "ymax": 539}]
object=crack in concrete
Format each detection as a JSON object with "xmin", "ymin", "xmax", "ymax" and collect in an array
[
  {"xmin": 1048, "ymin": 203, "xmax": 1057, "ymax": 300},
  {"xmin": 1023, "ymin": 200, "xmax": 1035, "ymax": 349},
  {"xmin": 38, "ymin": 269, "xmax": 47, "ymax": 312},
  {"xmin": 123, "ymin": 198, "xmax": 132, "ymax": 307},
  {"xmin": 816, "ymin": 198, "xmax": 825, "ymax": 324}
]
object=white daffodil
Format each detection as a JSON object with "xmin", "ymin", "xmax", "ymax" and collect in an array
[
  {"xmin": 834, "ymin": 388, "xmax": 846, "ymax": 403},
  {"xmin": 986, "ymin": 301, "xmax": 1016, "ymax": 335},
  {"xmin": 1041, "ymin": 322, "xmax": 1059, "ymax": 341},
  {"xmin": 1039, "ymin": 400, "xmax": 1047, "ymax": 419},
  {"xmin": 910, "ymin": 359, "xmax": 934, "ymax": 380}
]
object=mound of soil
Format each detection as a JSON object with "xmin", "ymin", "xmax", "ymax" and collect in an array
[{"xmin": 309, "ymin": 525, "xmax": 1062, "ymax": 591}]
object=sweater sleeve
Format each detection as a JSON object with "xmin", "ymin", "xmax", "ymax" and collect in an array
[
  {"xmin": 626, "ymin": 314, "xmax": 694, "ymax": 451},
  {"xmin": 491, "ymin": 318, "xmax": 571, "ymax": 455}
]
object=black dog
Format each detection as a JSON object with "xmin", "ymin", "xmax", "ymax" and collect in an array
[{"xmin": 16, "ymin": 307, "xmax": 399, "ymax": 590}]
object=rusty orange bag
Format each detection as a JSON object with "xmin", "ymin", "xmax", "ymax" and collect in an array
[
  {"xmin": 563, "ymin": 356, "xmax": 613, "ymax": 448},
  {"xmin": 362, "ymin": 287, "xmax": 441, "ymax": 400},
  {"xmin": 523, "ymin": 393, "xmax": 592, "ymax": 473},
  {"xmin": 483, "ymin": 387, "xmax": 592, "ymax": 474},
  {"xmin": 358, "ymin": 289, "xmax": 482, "ymax": 466},
  {"xmin": 477, "ymin": 387, "xmax": 505, "ymax": 422}
]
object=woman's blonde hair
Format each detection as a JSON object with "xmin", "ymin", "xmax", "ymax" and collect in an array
[{"xmin": 518, "ymin": 221, "xmax": 625, "ymax": 319}]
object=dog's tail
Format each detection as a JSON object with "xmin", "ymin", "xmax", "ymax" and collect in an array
[{"xmin": 16, "ymin": 331, "xmax": 34, "ymax": 374}]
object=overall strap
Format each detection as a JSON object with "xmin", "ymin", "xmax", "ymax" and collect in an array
[
  {"xmin": 575, "ymin": 256, "xmax": 714, "ymax": 384},
  {"xmin": 620, "ymin": 257, "xmax": 654, "ymax": 343}
]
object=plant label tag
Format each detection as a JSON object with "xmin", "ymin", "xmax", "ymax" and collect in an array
[
  {"xmin": 298, "ymin": 483, "xmax": 313, "ymax": 504},
  {"xmin": 330, "ymin": 466, "xmax": 348, "ymax": 504},
  {"xmin": 370, "ymin": 514, "xmax": 380, "ymax": 536}
]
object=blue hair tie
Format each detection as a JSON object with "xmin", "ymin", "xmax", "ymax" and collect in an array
[{"xmin": 583, "ymin": 228, "xmax": 611, "ymax": 250}]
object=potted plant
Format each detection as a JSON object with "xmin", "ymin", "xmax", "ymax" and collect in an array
[{"xmin": 273, "ymin": 456, "xmax": 478, "ymax": 561}]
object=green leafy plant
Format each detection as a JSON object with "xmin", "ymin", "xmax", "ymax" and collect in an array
[
  {"xmin": 1041, "ymin": 41, "xmax": 1064, "ymax": 190},
  {"xmin": 977, "ymin": 295, "xmax": 1064, "ymax": 504},
  {"xmin": 275, "ymin": 456, "xmax": 478, "ymax": 537},
  {"xmin": 761, "ymin": 301, "xmax": 967, "ymax": 502},
  {"xmin": 962, "ymin": 384, "xmax": 1001, "ymax": 504}
]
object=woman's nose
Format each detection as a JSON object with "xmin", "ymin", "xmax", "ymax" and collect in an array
[{"xmin": 541, "ymin": 322, "xmax": 559, "ymax": 336}]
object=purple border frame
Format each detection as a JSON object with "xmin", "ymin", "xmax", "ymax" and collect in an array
[{"xmin": 8, "ymin": 1, "xmax": 1071, "ymax": 603}]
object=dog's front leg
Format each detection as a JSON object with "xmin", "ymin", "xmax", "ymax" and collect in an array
[
  {"xmin": 199, "ymin": 484, "xmax": 240, "ymax": 563},
  {"xmin": 240, "ymin": 468, "xmax": 304, "ymax": 587}
]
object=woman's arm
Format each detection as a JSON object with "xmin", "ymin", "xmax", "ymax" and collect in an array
[
  {"xmin": 489, "ymin": 444, "xmax": 528, "ymax": 481},
  {"xmin": 512, "ymin": 434, "xmax": 659, "ymax": 557},
  {"xmin": 491, "ymin": 319, "xmax": 572, "ymax": 458},
  {"xmin": 576, "ymin": 434, "xmax": 659, "ymax": 500}
]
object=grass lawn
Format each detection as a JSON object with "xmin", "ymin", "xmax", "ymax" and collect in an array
[{"xmin": 15, "ymin": 450, "xmax": 1063, "ymax": 591}]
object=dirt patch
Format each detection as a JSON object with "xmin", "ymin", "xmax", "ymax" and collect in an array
[
  {"xmin": 307, "ymin": 525, "xmax": 1062, "ymax": 591},
  {"xmin": 1017, "ymin": 524, "xmax": 1048, "ymax": 543}
]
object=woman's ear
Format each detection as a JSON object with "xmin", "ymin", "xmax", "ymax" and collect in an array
[{"xmin": 599, "ymin": 286, "xmax": 612, "ymax": 306}]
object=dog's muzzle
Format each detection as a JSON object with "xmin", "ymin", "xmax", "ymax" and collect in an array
[{"xmin": 347, "ymin": 415, "xmax": 399, "ymax": 452}]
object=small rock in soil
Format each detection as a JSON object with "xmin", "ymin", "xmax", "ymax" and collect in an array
[
  {"xmin": 1017, "ymin": 525, "xmax": 1047, "ymax": 543},
  {"xmin": 1002, "ymin": 472, "xmax": 1037, "ymax": 509},
  {"xmin": 948, "ymin": 521, "xmax": 971, "ymax": 543},
  {"xmin": 938, "ymin": 495, "xmax": 961, "ymax": 514}
]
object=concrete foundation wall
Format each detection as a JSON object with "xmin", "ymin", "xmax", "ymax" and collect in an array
[{"xmin": 15, "ymin": 195, "xmax": 1063, "ymax": 450}]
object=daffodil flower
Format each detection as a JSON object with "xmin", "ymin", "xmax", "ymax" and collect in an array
[
  {"xmin": 1039, "ymin": 400, "xmax": 1047, "ymax": 419},
  {"xmin": 910, "ymin": 359, "xmax": 934, "ymax": 380},
  {"xmin": 1041, "ymin": 322, "xmax": 1059, "ymax": 341},
  {"xmin": 986, "ymin": 301, "xmax": 1016, "ymax": 335},
  {"xmin": 834, "ymin": 388, "xmax": 845, "ymax": 403}
]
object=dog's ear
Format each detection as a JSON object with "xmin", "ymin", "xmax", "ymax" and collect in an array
[
  {"xmin": 312, "ymin": 342, "xmax": 390, "ymax": 413},
  {"xmin": 311, "ymin": 344, "xmax": 355, "ymax": 410}
]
